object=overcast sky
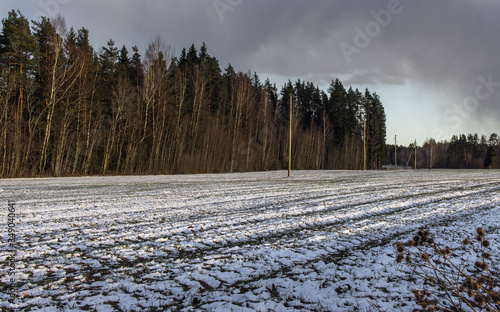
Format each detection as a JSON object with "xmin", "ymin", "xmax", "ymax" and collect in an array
[{"xmin": 2, "ymin": 0, "xmax": 499, "ymax": 145}]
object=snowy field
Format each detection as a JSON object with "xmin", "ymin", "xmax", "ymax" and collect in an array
[{"xmin": 1, "ymin": 170, "xmax": 500, "ymax": 311}]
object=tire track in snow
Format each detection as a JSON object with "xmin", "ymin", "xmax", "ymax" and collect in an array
[
  {"xmin": 169, "ymin": 196, "xmax": 500, "ymax": 311},
  {"xmin": 159, "ymin": 182, "xmax": 500, "ymax": 259},
  {"xmin": 14, "ymin": 180, "xmax": 498, "ymax": 267},
  {"xmin": 18, "ymin": 180, "xmax": 498, "ymax": 257}
]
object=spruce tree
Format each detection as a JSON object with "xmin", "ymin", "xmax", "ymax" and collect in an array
[
  {"xmin": 327, "ymin": 78, "xmax": 347, "ymax": 146},
  {"xmin": 118, "ymin": 45, "xmax": 130, "ymax": 78},
  {"xmin": 130, "ymin": 46, "xmax": 144, "ymax": 90}
]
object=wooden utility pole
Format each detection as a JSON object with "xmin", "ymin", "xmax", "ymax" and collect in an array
[
  {"xmin": 363, "ymin": 118, "xmax": 367, "ymax": 171},
  {"xmin": 427, "ymin": 143, "xmax": 430, "ymax": 169},
  {"xmin": 414, "ymin": 139, "xmax": 417, "ymax": 170},
  {"xmin": 394, "ymin": 135, "xmax": 397, "ymax": 170},
  {"xmin": 288, "ymin": 93, "xmax": 292, "ymax": 177},
  {"xmin": 429, "ymin": 142, "xmax": 433, "ymax": 169}
]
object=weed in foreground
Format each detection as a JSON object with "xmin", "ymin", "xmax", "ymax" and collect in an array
[{"xmin": 396, "ymin": 228, "xmax": 500, "ymax": 311}]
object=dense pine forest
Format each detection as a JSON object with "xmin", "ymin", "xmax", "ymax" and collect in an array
[{"xmin": 0, "ymin": 10, "xmax": 388, "ymax": 177}]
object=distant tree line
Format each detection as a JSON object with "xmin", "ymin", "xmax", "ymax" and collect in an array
[
  {"xmin": 0, "ymin": 10, "xmax": 387, "ymax": 177},
  {"xmin": 387, "ymin": 133, "xmax": 500, "ymax": 169}
]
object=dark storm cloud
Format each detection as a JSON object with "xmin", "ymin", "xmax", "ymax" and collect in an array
[
  {"xmin": 214, "ymin": 0, "xmax": 500, "ymax": 136},
  {"xmin": 223, "ymin": 1, "xmax": 500, "ymax": 86},
  {"xmin": 208, "ymin": 1, "xmax": 500, "ymax": 119}
]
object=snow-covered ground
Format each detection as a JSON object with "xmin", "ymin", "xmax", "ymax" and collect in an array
[{"xmin": 1, "ymin": 170, "xmax": 499, "ymax": 311}]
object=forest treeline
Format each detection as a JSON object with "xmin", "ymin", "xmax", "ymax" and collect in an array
[
  {"xmin": 387, "ymin": 133, "xmax": 500, "ymax": 169},
  {"xmin": 0, "ymin": 10, "xmax": 387, "ymax": 177}
]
